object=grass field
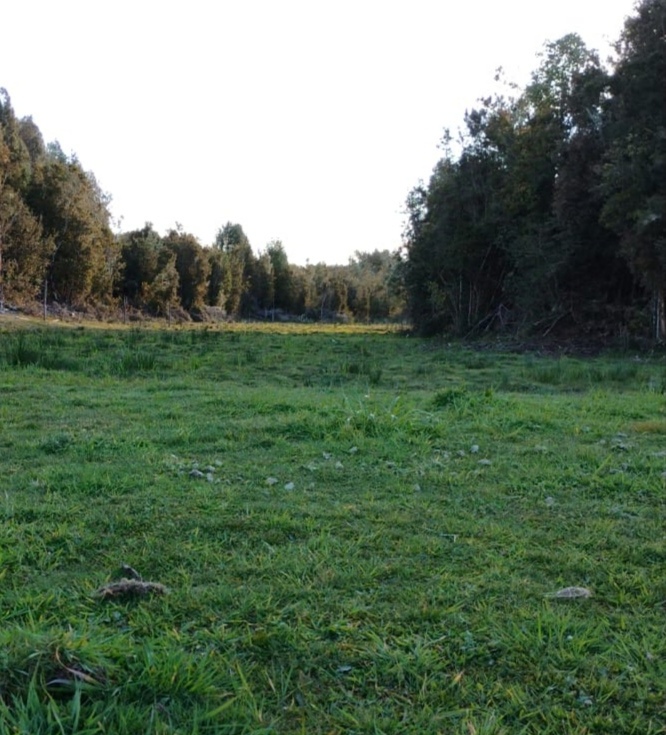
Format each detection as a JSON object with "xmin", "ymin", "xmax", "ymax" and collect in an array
[{"xmin": 0, "ymin": 322, "xmax": 664, "ymax": 734}]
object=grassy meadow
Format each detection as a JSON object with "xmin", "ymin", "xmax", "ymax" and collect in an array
[{"xmin": 0, "ymin": 321, "xmax": 664, "ymax": 734}]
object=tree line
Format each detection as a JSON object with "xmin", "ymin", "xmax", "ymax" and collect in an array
[
  {"xmin": 0, "ymin": 92, "xmax": 404, "ymax": 322},
  {"xmin": 118, "ymin": 224, "xmax": 404, "ymax": 322},
  {"xmin": 403, "ymin": 0, "xmax": 666, "ymax": 339},
  {"xmin": 3, "ymin": 0, "xmax": 664, "ymax": 337}
]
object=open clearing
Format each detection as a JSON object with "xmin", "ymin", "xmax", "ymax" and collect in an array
[{"xmin": 0, "ymin": 323, "xmax": 664, "ymax": 734}]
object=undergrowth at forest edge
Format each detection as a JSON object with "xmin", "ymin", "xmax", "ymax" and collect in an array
[{"xmin": 0, "ymin": 324, "xmax": 664, "ymax": 734}]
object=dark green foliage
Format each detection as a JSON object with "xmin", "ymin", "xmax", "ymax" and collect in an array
[
  {"xmin": 214, "ymin": 222, "xmax": 256, "ymax": 317},
  {"xmin": 403, "ymin": 4, "xmax": 665, "ymax": 338},
  {"xmin": 206, "ymin": 247, "xmax": 225, "ymax": 307},
  {"xmin": 258, "ymin": 240, "xmax": 296, "ymax": 313},
  {"xmin": 347, "ymin": 250, "xmax": 405, "ymax": 321},
  {"xmin": 117, "ymin": 224, "xmax": 162, "ymax": 303},
  {"xmin": 163, "ymin": 228, "xmax": 210, "ymax": 312},
  {"xmin": 27, "ymin": 143, "xmax": 118, "ymax": 305},
  {"xmin": 0, "ymin": 91, "xmax": 52, "ymax": 305},
  {"xmin": 1, "ymin": 89, "xmax": 118, "ymax": 309},
  {"xmin": 600, "ymin": 0, "xmax": 666, "ymax": 337}
]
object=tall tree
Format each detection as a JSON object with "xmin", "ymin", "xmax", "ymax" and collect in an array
[
  {"xmin": 265, "ymin": 240, "xmax": 294, "ymax": 311},
  {"xmin": 206, "ymin": 247, "xmax": 226, "ymax": 308},
  {"xmin": 143, "ymin": 247, "xmax": 179, "ymax": 317},
  {"xmin": 601, "ymin": 0, "xmax": 666, "ymax": 337},
  {"xmin": 402, "ymin": 34, "xmax": 627, "ymax": 335},
  {"xmin": 403, "ymin": 122, "xmax": 507, "ymax": 334},
  {"xmin": 551, "ymin": 58, "xmax": 631, "ymax": 313},
  {"xmin": 500, "ymin": 34, "xmax": 602, "ymax": 316},
  {"xmin": 28, "ymin": 143, "xmax": 117, "ymax": 304},
  {"xmin": 118, "ymin": 223, "xmax": 162, "ymax": 304},
  {"xmin": 0, "ymin": 90, "xmax": 51, "ymax": 305},
  {"xmin": 214, "ymin": 222, "xmax": 255, "ymax": 316},
  {"xmin": 348, "ymin": 250, "xmax": 405, "ymax": 320},
  {"xmin": 163, "ymin": 229, "xmax": 210, "ymax": 312},
  {"xmin": 18, "ymin": 116, "xmax": 46, "ymax": 168}
]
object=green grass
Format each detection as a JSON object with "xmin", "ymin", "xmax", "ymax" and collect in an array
[{"xmin": 0, "ymin": 323, "xmax": 664, "ymax": 733}]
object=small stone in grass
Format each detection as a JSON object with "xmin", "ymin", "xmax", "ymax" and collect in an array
[
  {"xmin": 284, "ymin": 482, "xmax": 295, "ymax": 490},
  {"xmin": 470, "ymin": 444, "xmax": 479, "ymax": 454},
  {"xmin": 549, "ymin": 586, "xmax": 593, "ymax": 599},
  {"xmin": 266, "ymin": 477, "xmax": 279, "ymax": 486},
  {"xmin": 189, "ymin": 469, "xmax": 205, "ymax": 479},
  {"xmin": 545, "ymin": 496, "xmax": 556, "ymax": 507},
  {"xmin": 478, "ymin": 459, "xmax": 492, "ymax": 466}
]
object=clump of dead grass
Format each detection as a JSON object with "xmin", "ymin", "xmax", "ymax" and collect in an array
[{"xmin": 95, "ymin": 579, "xmax": 168, "ymax": 599}]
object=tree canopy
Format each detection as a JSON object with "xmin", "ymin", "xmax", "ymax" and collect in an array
[{"xmin": 403, "ymin": 0, "xmax": 665, "ymax": 339}]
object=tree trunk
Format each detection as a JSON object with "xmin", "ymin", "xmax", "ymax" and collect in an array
[{"xmin": 653, "ymin": 288, "xmax": 665, "ymax": 341}]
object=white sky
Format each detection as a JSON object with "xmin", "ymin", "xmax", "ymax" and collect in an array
[{"xmin": 2, "ymin": 0, "xmax": 636, "ymax": 264}]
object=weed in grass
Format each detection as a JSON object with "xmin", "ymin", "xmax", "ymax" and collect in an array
[
  {"xmin": 2, "ymin": 331, "xmax": 41, "ymax": 366},
  {"xmin": 114, "ymin": 349, "xmax": 158, "ymax": 375},
  {"xmin": 433, "ymin": 386, "xmax": 470, "ymax": 408},
  {"xmin": 38, "ymin": 432, "xmax": 75, "ymax": 455}
]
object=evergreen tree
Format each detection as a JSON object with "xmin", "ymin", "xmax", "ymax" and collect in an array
[
  {"xmin": 601, "ymin": 0, "xmax": 666, "ymax": 337},
  {"xmin": 118, "ymin": 224, "xmax": 162, "ymax": 304},
  {"xmin": 28, "ymin": 143, "xmax": 117, "ymax": 305},
  {"xmin": 402, "ymin": 31, "xmax": 642, "ymax": 336},
  {"xmin": 214, "ymin": 223, "xmax": 255, "ymax": 317},
  {"xmin": 163, "ymin": 229, "xmax": 210, "ymax": 312},
  {"xmin": 265, "ymin": 240, "xmax": 294, "ymax": 312},
  {"xmin": 0, "ymin": 90, "xmax": 52, "ymax": 305}
]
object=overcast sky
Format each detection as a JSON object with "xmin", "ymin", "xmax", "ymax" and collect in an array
[{"xmin": 2, "ymin": 0, "xmax": 637, "ymax": 264}]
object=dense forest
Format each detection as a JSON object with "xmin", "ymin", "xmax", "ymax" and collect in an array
[
  {"xmin": 403, "ymin": 0, "xmax": 666, "ymax": 339},
  {"xmin": 0, "ymin": 93, "xmax": 404, "ymax": 323},
  {"xmin": 1, "ymin": 0, "xmax": 664, "ymax": 338}
]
